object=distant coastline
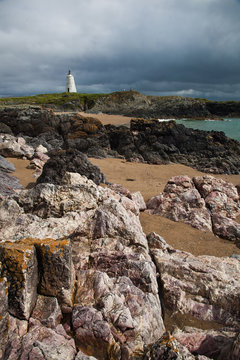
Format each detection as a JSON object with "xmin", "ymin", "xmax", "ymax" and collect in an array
[{"xmin": 0, "ymin": 91, "xmax": 240, "ymax": 119}]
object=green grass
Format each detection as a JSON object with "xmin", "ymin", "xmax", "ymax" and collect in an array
[{"xmin": 0, "ymin": 92, "xmax": 107, "ymax": 107}]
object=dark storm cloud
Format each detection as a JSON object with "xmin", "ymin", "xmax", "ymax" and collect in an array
[{"xmin": 0, "ymin": 0, "xmax": 240, "ymax": 100}]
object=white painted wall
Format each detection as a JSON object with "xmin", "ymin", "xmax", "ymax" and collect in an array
[{"xmin": 66, "ymin": 73, "xmax": 77, "ymax": 93}]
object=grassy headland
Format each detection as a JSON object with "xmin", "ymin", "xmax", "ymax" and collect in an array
[
  {"xmin": 0, "ymin": 92, "xmax": 107, "ymax": 111},
  {"xmin": 0, "ymin": 91, "xmax": 240, "ymax": 117}
]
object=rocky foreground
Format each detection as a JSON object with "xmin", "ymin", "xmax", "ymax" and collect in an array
[
  {"xmin": 0, "ymin": 169, "xmax": 240, "ymax": 359},
  {"xmin": 0, "ymin": 106, "xmax": 240, "ymax": 359}
]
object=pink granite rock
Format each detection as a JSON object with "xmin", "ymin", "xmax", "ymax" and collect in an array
[
  {"xmin": 73, "ymin": 269, "xmax": 165, "ymax": 359},
  {"xmin": 131, "ymin": 191, "xmax": 146, "ymax": 211},
  {"xmin": 212, "ymin": 214, "xmax": 240, "ymax": 244},
  {"xmin": 31, "ymin": 295, "xmax": 62, "ymax": 328},
  {"xmin": 204, "ymin": 190, "xmax": 239, "ymax": 218},
  {"xmin": 173, "ymin": 326, "xmax": 240, "ymax": 360},
  {"xmin": 75, "ymin": 350, "xmax": 97, "ymax": 360},
  {"xmin": 146, "ymin": 175, "xmax": 212, "ymax": 231},
  {"xmin": 0, "ymin": 275, "xmax": 9, "ymax": 359},
  {"xmin": 27, "ymin": 158, "xmax": 45, "ymax": 170},
  {"xmin": 72, "ymin": 306, "xmax": 116, "ymax": 359},
  {"xmin": 107, "ymin": 183, "xmax": 132, "ymax": 198},
  {"xmin": 0, "ymin": 173, "xmax": 165, "ymax": 357},
  {"xmin": 8, "ymin": 315, "xmax": 28, "ymax": 338},
  {"xmin": 148, "ymin": 232, "xmax": 240, "ymax": 327},
  {"xmin": 193, "ymin": 175, "xmax": 240, "ymax": 219},
  {"xmin": 146, "ymin": 175, "xmax": 240, "ymax": 241},
  {"xmin": 35, "ymin": 144, "xmax": 48, "ymax": 154},
  {"xmin": 7, "ymin": 319, "xmax": 77, "ymax": 360},
  {"xmin": 193, "ymin": 175, "xmax": 239, "ymax": 200},
  {"xmin": 143, "ymin": 332, "xmax": 209, "ymax": 359},
  {"xmin": 119, "ymin": 195, "xmax": 139, "ymax": 215}
]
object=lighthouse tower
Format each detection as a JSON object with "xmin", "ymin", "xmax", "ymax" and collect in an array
[{"xmin": 66, "ymin": 70, "xmax": 77, "ymax": 93}]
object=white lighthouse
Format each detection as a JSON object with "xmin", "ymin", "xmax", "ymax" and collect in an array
[{"xmin": 66, "ymin": 70, "xmax": 77, "ymax": 93}]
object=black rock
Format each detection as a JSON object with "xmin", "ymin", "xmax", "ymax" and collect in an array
[{"xmin": 36, "ymin": 149, "xmax": 105, "ymax": 185}]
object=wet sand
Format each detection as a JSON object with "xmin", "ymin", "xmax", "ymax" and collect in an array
[{"xmin": 6, "ymin": 158, "xmax": 36, "ymax": 188}]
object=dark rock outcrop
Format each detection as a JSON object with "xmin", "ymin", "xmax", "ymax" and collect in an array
[
  {"xmin": 206, "ymin": 100, "xmax": 240, "ymax": 118},
  {"xmin": 1, "ymin": 106, "xmax": 240, "ymax": 175},
  {"xmin": 87, "ymin": 91, "xmax": 211, "ymax": 119},
  {"xmin": 1, "ymin": 91, "xmax": 240, "ymax": 118},
  {"xmin": 126, "ymin": 119, "xmax": 240, "ymax": 174},
  {"xmin": 37, "ymin": 149, "xmax": 105, "ymax": 185},
  {"xmin": 87, "ymin": 91, "xmax": 240, "ymax": 118},
  {"xmin": 103, "ymin": 119, "xmax": 240, "ymax": 174}
]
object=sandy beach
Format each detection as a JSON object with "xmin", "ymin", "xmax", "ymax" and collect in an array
[{"xmin": 78, "ymin": 112, "xmax": 133, "ymax": 126}]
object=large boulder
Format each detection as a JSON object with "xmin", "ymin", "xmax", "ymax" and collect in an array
[
  {"xmin": 146, "ymin": 175, "xmax": 212, "ymax": 231},
  {"xmin": 0, "ymin": 134, "xmax": 34, "ymax": 159},
  {"xmin": 148, "ymin": 232, "xmax": 240, "ymax": 327},
  {"xmin": 72, "ymin": 306, "xmax": 116, "ymax": 360},
  {"xmin": 37, "ymin": 149, "xmax": 105, "ymax": 185},
  {"xmin": 146, "ymin": 175, "xmax": 240, "ymax": 244},
  {"xmin": 212, "ymin": 214, "xmax": 240, "ymax": 244},
  {"xmin": 193, "ymin": 175, "xmax": 240, "ymax": 219}
]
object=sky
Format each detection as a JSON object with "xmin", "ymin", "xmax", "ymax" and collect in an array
[{"xmin": 0, "ymin": 0, "xmax": 240, "ymax": 100}]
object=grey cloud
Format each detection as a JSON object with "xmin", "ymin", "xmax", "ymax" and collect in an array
[{"xmin": 0, "ymin": 0, "xmax": 240, "ymax": 100}]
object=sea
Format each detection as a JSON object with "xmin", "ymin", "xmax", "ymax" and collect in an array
[{"xmin": 175, "ymin": 118, "xmax": 240, "ymax": 142}]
